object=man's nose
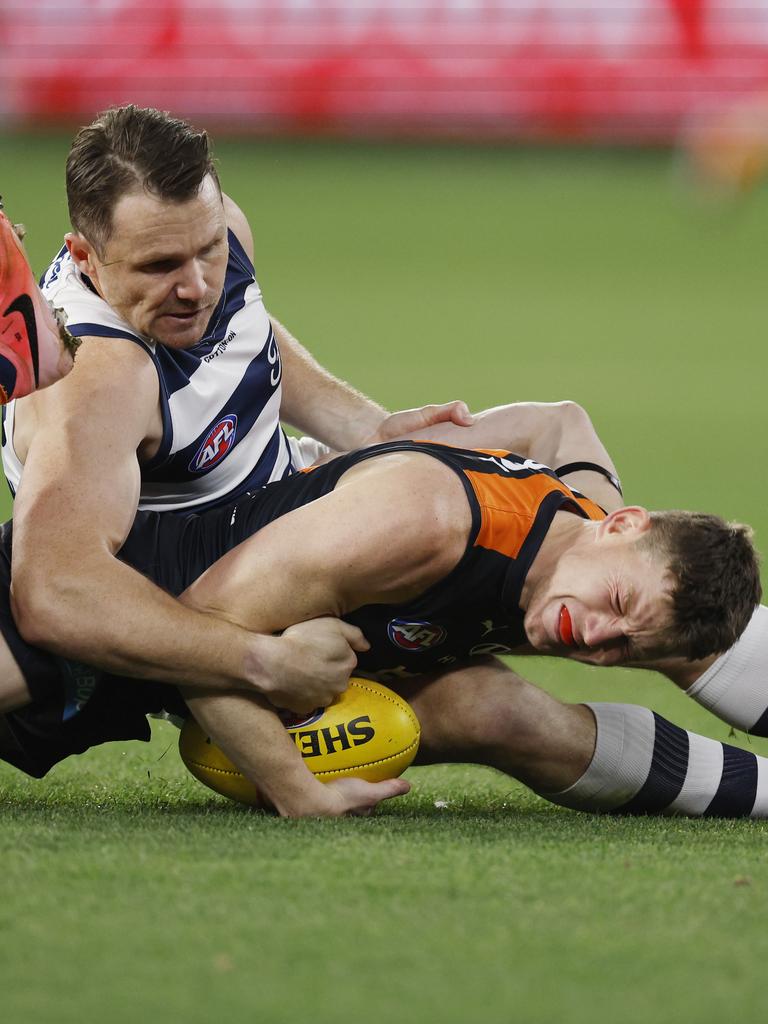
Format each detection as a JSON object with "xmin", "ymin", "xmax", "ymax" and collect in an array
[
  {"xmin": 175, "ymin": 260, "xmax": 207, "ymax": 302},
  {"xmin": 582, "ymin": 615, "xmax": 622, "ymax": 650}
]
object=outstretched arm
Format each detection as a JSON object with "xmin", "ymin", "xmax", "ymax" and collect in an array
[{"xmin": 378, "ymin": 400, "xmax": 624, "ymax": 514}]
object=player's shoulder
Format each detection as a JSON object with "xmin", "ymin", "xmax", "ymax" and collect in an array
[
  {"xmin": 339, "ymin": 448, "xmax": 473, "ymax": 550},
  {"xmin": 25, "ymin": 334, "xmax": 157, "ymax": 427},
  {"xmin": 308, "ymin": 450, "xmax": 470, "ymax": 600},
  {"xmin": 222, "ymin": 194, "xmax": 255, "ymax": 264}
]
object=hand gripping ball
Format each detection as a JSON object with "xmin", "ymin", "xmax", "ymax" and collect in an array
[{"xmin": 179, "ymin": 678, "xmax": 420, "ymax": 805}]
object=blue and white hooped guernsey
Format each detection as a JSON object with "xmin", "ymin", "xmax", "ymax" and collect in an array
[{"xmin": 2, "ymin": 231, "xmax": 298, "ymax": 513}]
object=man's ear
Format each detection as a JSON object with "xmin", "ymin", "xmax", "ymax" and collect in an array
[
  {"xmin": 65, "ymin": 232, "xmax": 99, "ymax": 277},
  {"xmin": 596, "ymin": 506, "xmax": 651, "ymax": 539}
]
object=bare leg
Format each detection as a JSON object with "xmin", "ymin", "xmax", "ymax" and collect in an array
[{"xmin": 393, "ymin": 656, "xmax": 596, "ymax": 793}]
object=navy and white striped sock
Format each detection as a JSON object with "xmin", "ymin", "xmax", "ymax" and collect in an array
[
  {"xmin": 687, "ymin": 604, "xmax": 768, "ymax": 737},
  {"xmin": 545, "ymin": 703, "xmax": 768, "ymax": 818}
]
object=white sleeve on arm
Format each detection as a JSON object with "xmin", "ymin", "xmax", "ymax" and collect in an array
[{"xmin": 685, "ymin": 604, "xmax": 768, "ymax": 734}]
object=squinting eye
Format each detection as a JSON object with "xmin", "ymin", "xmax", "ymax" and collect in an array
[
  {"xmin": 203, "ymin": 238, "xmax": 226, "ymax": 257},
  {"xmin": 140, "ymin": 261, "xmax": 176, "ymax": 274}
]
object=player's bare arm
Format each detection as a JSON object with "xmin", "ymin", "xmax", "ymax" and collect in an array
[
  {"xmin": 10, "ymin": 339, "xmax": 219, "ymax": 679},
  {"xmin": 406, "ymin": 401, "xmax": 624, "ymax": 515},
  {"xmin": 183, "ymin": 687, "xmax": 410, "ymax": 817},
  {"xmin": 184, "ymin": 451, "xmax": 471, "ymax": 630}
]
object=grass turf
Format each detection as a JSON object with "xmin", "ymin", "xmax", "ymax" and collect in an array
[
  {"xmin": 2, "ymin": 721, "xmax": 768, "ymax": 1024},
  {"xmin": 1, "ymin": 135, "xmax": 767, "ymax": 1022}
]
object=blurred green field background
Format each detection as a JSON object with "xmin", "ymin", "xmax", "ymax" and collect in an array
[{"xmin": 1, "ymin": 135, "xmax": 767, "ymax": 1023}]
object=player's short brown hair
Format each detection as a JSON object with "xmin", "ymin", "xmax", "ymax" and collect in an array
[
  {"xmin": 66, "ymin": 105, "xmax": 220, "ymax": 255},
  {"xmin": 642, "ymin": 510, "xmax": 761, "ymax": 660}
]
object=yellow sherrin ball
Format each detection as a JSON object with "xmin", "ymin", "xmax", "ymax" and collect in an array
[{"xmin": 179, "ymin": 678, "xmax": 420, "ymax": 806}]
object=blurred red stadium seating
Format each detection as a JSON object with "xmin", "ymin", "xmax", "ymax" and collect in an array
[{"xmin": 2, "ymin": 1, "xmax": 768, "ymax": 140}]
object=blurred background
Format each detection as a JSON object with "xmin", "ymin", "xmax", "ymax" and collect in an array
[
  {"xmin": 2, "ymin": 11, "xmax": 768, "ymax": 1022},
  {"xmin": 1, "ymin": 0, "xmax": 766, "ymax": 705},
  {"xmin": 4, "ymin": 1, "xmax": 768, "ymax": 144}
]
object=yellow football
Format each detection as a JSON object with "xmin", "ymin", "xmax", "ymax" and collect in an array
[{"xmin": 179, "ymin": 678, "xmax": 420, "ymax": 806}]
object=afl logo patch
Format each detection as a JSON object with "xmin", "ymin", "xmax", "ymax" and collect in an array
[
  {"xmin": 277, "ymin": 707, "xmax": 324, "ymax": 729},
  {"xmin": 189, "ymin": 415, "xmax": 238, "ymax": 472},
  {"xmin": 387, "ymin": 619, "xmax": 447, "ymax": 651}
]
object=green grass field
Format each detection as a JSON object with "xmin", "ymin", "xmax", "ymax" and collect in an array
[{"xmin": 1, "ymin": 135, "xmax": 767, "ymax": 1023}]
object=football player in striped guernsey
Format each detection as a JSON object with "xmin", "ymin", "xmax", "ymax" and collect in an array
[
  {"xmin": 2, "ymin": 104, "xmax": 702, "ymax": 736},
  {"xmin": 2, "ymin": 106, "xmax": 474, "ymax": 720}
]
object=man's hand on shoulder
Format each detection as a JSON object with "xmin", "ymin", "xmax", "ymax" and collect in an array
[{"xmin": 251, "ymin": 617, "xmax": 370, "ymax": 713}]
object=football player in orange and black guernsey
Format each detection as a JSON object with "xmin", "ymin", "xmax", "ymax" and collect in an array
[{"xmin": 0, "ymin": 434, "xmax": 762, "ymax": 820}]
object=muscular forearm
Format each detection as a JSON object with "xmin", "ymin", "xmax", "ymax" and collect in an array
[
  {"xmin": 272, "ymin": 316, "xmax": 388, "ymax": 449},
  {"xmin": 183, "ymin": 689, "xmax": 334, "ymax": 816},
  {"xmin": 182, "ymin": 688, "xmax": 410, "ymax": 817},
  {"xmin": 11, "ymin": 551, "xmax": 277, "ymax": 692}
]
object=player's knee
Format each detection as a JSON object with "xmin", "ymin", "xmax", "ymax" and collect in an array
[{"xmin": 409, "ymin": 659, "xmax": 587, "ymax": 778}]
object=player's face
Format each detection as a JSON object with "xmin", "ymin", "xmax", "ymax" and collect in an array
[
  {"xmin": 72, "ymin": 175, "xmax": 229, "ymax": 349},
  {"xmin": 523, "ymin": 514, "xmax": 675, "ymax": 667}
]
